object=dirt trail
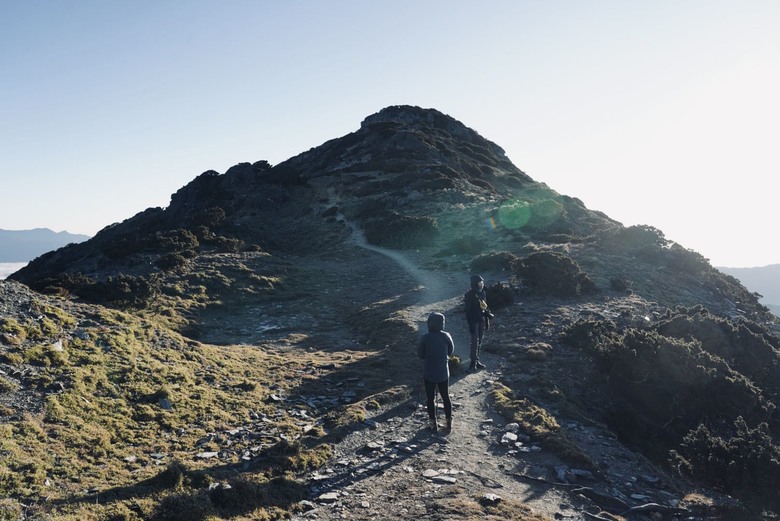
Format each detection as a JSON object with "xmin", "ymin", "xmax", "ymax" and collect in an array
[{"xmin": 293, "ymin": 232, "xmax": 588, "ymax": 520}]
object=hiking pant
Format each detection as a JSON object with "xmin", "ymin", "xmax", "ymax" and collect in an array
[
  {"xmin": 469, "ymin": 320, "xmax": 485, "ymax": 364},
  {"xmin": 424, "ymin": 379, "xmax": 452, "ymax": 419}
]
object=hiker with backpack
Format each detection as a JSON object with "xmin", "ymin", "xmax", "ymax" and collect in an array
[
  {"xmin": 465, "ymin": 274, "xmax": 492, "ymax": 371},
  {"xmin": 417, "ymin": 312, "xmax": 454, "ymax": 433}
]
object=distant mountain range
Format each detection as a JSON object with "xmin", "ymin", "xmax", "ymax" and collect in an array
[
  {"xmin": 0, "ymin": 228, "xmax": 90, "ymax": 262},
  {"xmin": 718, "ymin": 264, "xmax": 780, "ymax": 313}
]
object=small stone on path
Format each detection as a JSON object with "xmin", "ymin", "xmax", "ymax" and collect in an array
[
  {"xmin": 482, "ymin": 493, "xmax": 503, "ymax": 505},
  {"xmin": 196, "ymin": 451, "xmax": 219, "ymax": 459},
  {"xmin": 317, "ymin": 492, "xmax": 340, "ymax": 503}
]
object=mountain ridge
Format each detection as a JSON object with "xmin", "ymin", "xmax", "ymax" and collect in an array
[{"xmin": 2, "ymin": 105, "xmax": 778, "ymax": 520}]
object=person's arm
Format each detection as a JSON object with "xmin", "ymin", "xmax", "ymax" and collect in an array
[
  {"xmin": 445, "ymin": 332, "xmax": 454, "ymax": 356},
  {"xmin": 464, "ymin": 291, "xmax": 475, "ymax": 321}
]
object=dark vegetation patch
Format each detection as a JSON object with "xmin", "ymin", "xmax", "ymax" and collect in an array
[
  {"xmin": 27, "ymin": 273, "xmax": 162, "ymax": 310},
  {"xmin": 470, "ymin": 251, "xmax": 522, "ymax": 273},
  {"xmin": 515, "ymin": 251, "xmax": 597, "ymax": 297},
  {"xmin": 363, "ymin": 212, "xmax": 439, "ymax": 249},
  {"xmin": 438, "ymin": 234, "xmax": 486, "ymax": 256},
  {"xmin": 561, "ymin": 306, "xmax": 780, "ymax": 511},
  {"xmin": 470, "ymin": 250, "xmax": 596, "ymax": 298},
  {"xmin": 485, "ymin": 282, "xmax": 515, "ymax": 310},
  {"xmin": 597, "ymin": 224, "xmax": 711, "ymax": 276},
  {"xmin": 671, "ymin": 417, "xmax": 780, "ymax": 513}
]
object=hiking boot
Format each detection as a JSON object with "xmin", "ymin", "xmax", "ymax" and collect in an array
[
  {"xmin": 428, "ymin": 417, "xmax": 438, "ymax": 433},
  {"xmin": 469, "ymin": 361, "xmax": 477, "ymax": 372},
  {"xmin": 475, "ymin": 361, "xmax": 486, "ymax": 370}
]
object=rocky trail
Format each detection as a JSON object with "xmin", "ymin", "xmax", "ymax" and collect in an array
[
  {"xmin": 289, "ymin": 233, "xmax": 681, "ymax": 521},
  {"xmin": 0, "ymin": 235, "xmax": 710, "ymax": 521}
]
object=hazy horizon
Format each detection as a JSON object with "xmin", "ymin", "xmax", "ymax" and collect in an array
[{"xmin": 0, "ymin": 262, "xmax": 28, "ymax": 280}]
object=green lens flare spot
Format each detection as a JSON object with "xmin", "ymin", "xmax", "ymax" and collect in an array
[{"xmin": 498, "ymin": 201, "xmax": 531, "ymax": 230}]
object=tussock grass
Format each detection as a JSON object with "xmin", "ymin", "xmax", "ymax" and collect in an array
[
  {"xmin": 433, "ymin": 495, "xmax": 553, "ymax": 520},
  {"xmin": 0, "ymin": 300, "xmax": 344, "ymax": 519},
  {"xmin": 490, "ymin": 383, "xmax": 594, "ymax": 469}
]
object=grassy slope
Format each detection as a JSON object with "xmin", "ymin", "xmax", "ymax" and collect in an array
[{"xmin": 0, "ymin": 285, "xmax": 362, "ymax": 520}]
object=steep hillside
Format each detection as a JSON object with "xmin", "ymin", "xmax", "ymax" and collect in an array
[{"xmin": 4, "ymin": 105, "xmax": 779, "ymax": 520}]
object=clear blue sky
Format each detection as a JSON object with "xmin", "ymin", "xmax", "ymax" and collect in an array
[{"xmin": 2, "ymin": 1, "xmax": 778, "ymax": 267}]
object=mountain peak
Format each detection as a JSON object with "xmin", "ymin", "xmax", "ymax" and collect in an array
[
  {"xmin": 361, "ymin": 104, "xmax": 507, "ymax": 156},
  {"xmin": 270, "ymin": 105, "xmax": 524, "ymax": 195}
]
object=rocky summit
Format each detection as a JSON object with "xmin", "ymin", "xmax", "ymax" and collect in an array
[{"xmin": 2, "ymin": 105, "xmax": 779, "ymax": 520}]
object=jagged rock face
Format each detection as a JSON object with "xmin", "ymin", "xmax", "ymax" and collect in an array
[
  {"xmin": 269, "ymin": 105, "xmax": 533, "ymax": 198},
  {"xmin": 165, "ymin": 161, "xmax": 279, "ymax": 224}
]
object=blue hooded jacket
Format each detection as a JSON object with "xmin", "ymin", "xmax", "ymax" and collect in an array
[{"xmin": 417, "ymin": 312, "xmax": 454, "ymax": 383}]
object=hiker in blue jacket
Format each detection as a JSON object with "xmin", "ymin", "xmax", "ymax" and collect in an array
[
  {"xmin": 465, "ymin": 274, "xmax": 491, "ymax": 371},
  {"xmin": 417, "ymin": 312, "xmax": 454, "ymax": 433}
]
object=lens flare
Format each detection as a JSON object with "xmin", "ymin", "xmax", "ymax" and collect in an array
[
  {"xmin": 498, "ymin": 200, "xmax": 531, "ymax": 230},
  {"xmin": 534, "ymin": 198, "xmax": 563, "ymax": 223}
]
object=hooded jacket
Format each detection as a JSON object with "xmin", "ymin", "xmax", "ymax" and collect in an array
[
  {"xmin": 417, "ymin": 312, "xmax": 454, "ymax": 383},
  {"xmin": 465, "ymin": 275, "xmax": 488, "ymax": 325}
]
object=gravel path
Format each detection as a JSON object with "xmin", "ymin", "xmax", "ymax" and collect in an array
[{"xmin": 292, "ymin": 238, "xmax": 589, "ymax": 520}]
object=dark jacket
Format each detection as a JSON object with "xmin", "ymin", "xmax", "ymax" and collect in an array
[
  {"xmin": 465, "ymin": 276, "xmax": 488, "ymax": 325},
  {"xmin": 418, "ymin": 312, "xmax": 454, "ymax": 383}
]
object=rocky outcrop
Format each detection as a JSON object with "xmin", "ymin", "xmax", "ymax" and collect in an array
[{"xmin": 267, "ymin": 105, "xmax": 532, "ymax": 196}]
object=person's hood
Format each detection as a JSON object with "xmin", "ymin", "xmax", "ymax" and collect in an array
[
  {"xmin": 427, "ymin": 312, "xmax": 445, "ymax": 332},
  {"xmin": 470, "ymin": 274, "xmax": 484, "ymax": 290}
]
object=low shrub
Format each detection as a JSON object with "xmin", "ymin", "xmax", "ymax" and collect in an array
[
  {"xmin": 470, "ymin": 251, "xmax": 521, "ymax": 273},
  {"xmin": 155, "ymin": 253, "xmax": 188, "ymax": 271},
  {"xmin": 363, "ymin": 212, "xmax": 439, "ymax": 249},
  {"xmin": 448, "ymin": 355, "xmax": 462, "ymax": 374},
  {"xmin": 515, "ymin": 251, "xmax": 596, "ymax": 297},
  {"xmin": 562, "ymin": 310, "xmax": 780, "ymax": 509},
  {"xmin": 448, "ymin": 235, "xmax": 486, "ymax": 255},
  {"xmin": 601, "ymin": 224, "xmax": 668, "ymax": 251},
  {"xmin": 152, "ymin": 491, "xmax": 212, "ymax": 521},
  {"xmin": 0, "ymin": 318, "xmax": 26, "ymax": 345},
  {"xmin": 671, "ymin": 417, "xmax": 780, "ymax": 512},
  {"xmin": 485, "ymin": 281, "xmax": 514, "ymax": 309},
  {"xmin": 209, "ymin": 475, "xmax": 307, "ymax": 516}
]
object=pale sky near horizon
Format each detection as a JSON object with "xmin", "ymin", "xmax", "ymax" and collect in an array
[{"xmin": 2, "ymin": 1, "xmax": 779, "ymax": 267}]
